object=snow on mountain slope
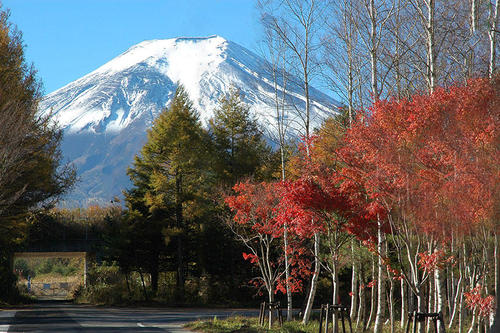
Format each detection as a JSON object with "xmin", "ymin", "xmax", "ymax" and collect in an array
[{"xmin": 40, "ymin": 36, "xmax": 339, "ymax": 206}]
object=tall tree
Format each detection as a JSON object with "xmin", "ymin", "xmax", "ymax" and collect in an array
[
  {"xmin": 225, "ymin": 181, "xmax": 285, "ymax": 306},
  {"xmin": 209, "ymin": 87, "xmax": 271, "ymax": 185},
  {"xmin": 126, "ymin": 84, "xmax": 212, "ymax": 298},
  {"xmin": 260, "ymin": 23, "xmax": 295, "ymax": 319},
  {"xmin": 323, "ymin": 0, "xmax": 364, "ymax": 125},
  {"xmin": 0, "ymin": 7, "xmax": 75, "ymax": 301},
  {"xmin": 259, "ymin": 1, "xmax": 328, "ymax": 322},
  {"xmin": 488, "ymin": 0, "xmax": 500, "ymax": 78},
  {"xmin": 338, "ymin": 77, "xmax": 499, "ymax": 333}
]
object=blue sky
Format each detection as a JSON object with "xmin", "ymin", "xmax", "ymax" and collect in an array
[{"xmin": 3, "ymin": 0, "xmax": 261, "ymax": 94}]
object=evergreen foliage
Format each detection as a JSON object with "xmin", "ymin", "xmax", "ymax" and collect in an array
[
  {"xmin": 125, "ymin": 84, "xmax": 213, "ymax": 298},
  {"xmin": 209, "ymin": 87, "xmax": 272, "ymax": 184}
]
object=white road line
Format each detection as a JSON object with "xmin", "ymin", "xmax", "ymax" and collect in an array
[{"xmin": 0, "ymin": 310, "xmax": 16, "ymax": 333}]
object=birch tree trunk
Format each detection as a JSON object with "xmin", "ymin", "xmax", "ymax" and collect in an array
[
  {"xmin": 332, "ymin": 260, "xmax": 340, "ymax": 333},
  {"xmin": 283, "ymin": 224, "xmax": 292, "ymax": 320},
  {"xmin": 410, "ymin": 0, "xmax": 436, "ymax": 92},
  {"xmin": 428, "ymin": 274, "xmax": 434, "ymax": 332},
  {"xmin": 468, "ymin": 309, "xmax": 477, "ymax": 333},
  {"xmin": 459, "ymin": 287, "xmax": 464, "ymax": 333},
  {"xmin": 357, "ymin": 269, "xmax": 366, "ymax": 329},
  {"xmin": 448, "ymin": 269, "xmax": 462, "ymax": 329},
  {"xmin": 426, "ymin": 0, "xmax": 436, "ymax": 92},
  {"xmin": 268, "ymin": 285, "xmax": 275, "ymax": 328},
  {"xmin": 428, "ymin": 0, "xmax": 436, "ymax": 92},
  {"xmin": 401, "ymin": 278, "xmax": 407, "ymax": 329},
  {"xmin": 302, "ymin": 232, "xmax": 321, "ymax": 324},
  {"xmin": 488, "ymin": 0, "xmax": 499, "ymax": 78},
  {"xmin": 374, "ymin": 221, "xmax": 386, "ymax": 333},
  {"xmin": 471, "ymin": 0, "xmax": 478, "ymax": 34},
  {"xmin": 435, "ymin": 266, "xmax": 445, "ymax": 333},
  {"xmin": 365, "ymin": 258, "xmax": 376, "ymax": 330},
  {"xmin": 350, "ymin": 241, "xmax": 358, "ymax": 320},
  {"xmin": 368, "ymin": 0, "xmax": 380, "ymax": 100},
  {"xmin": 491, "ymin": 234, "xmax": 500, "ymax": 332}
]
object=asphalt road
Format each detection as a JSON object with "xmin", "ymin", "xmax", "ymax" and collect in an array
[{"xmin": 0, "ymin": 301, "xmax": 259, "ymax": 332}]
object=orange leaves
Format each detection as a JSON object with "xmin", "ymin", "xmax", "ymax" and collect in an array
[
  {"xmin": 339, "ymin": 77, "xmax": 499, "ymax": 240},
  {"xmin": 417, "ymin": 250, "xmax": 444, "ymax": 272},
  {"xmin": 277, "ymin": 136, "xmax": 383, "ymax": 241},
  {"xmin": 225, "ymin": 181, "xmax": 284, "ymax": 236},
  {"xmin": 225, "ymin": 180, "xmax": 311, "ymax": 296},
  {"xmin": 417, "ymin": 249, "xmax": 456, "ymax": 273},
  {"xmin": 464, "ymin": 286, "xmax": 495, "ymax": 318}
]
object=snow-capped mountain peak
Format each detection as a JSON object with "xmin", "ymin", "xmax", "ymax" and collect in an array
[{"xmin": 40, "ymin": 36, "xmax": 338, "ymax": 206}]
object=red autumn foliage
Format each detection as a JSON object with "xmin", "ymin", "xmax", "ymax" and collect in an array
[
  {"xmin": 226, "ymin": 181, "xmax": 283, "ymax": 237},
  {"xmin": 464, "ymin": 285, "xmax": 495, "ymax": 318},
  {"xmin": 338, "ymin": 77, "xmax": 499, "ymax": 240},
  {"xmin": 277, "ymin": 137, "xmax": 382, "ymax": 242},
  {"xmin": 366, "ymin": 280, "xmax": 377, "ymax": 288},
  {"xmin": 225, "ymin": 180, "xmax": 310, "ymax": 296},
  {"xmin": 417, "ymin": 250, "xmax": 445, "ymax": 272},
  {"xmin": 242, "ymin": 252, "xmax": 259, "ymax": 264}
]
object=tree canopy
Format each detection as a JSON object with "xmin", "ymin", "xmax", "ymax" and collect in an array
[
  {"xmin": 209, "ymin": 87, "xmax": 272, "ymax": 185},
  {"xmin": 0, "ymin": 7, "xmax": 75, "ymax": 302},
  {"xmin": 125, "ymin": 84, "xmax": 213, "ymax": 297}
]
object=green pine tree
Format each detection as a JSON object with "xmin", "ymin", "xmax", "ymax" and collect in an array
[
  {"xmin": 125, "ymin": 84, "xmax": 213, "ymax": 298},
  {"xmin": 209, "ymin": 87, "xmax": 272, "ymax": 185}
]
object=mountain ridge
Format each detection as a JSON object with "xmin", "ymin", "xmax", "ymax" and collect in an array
[{"xmin": 40, "ymin": 35, "xmax": 339, "ymax": 206}]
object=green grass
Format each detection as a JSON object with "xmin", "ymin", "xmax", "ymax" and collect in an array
[
  {"xmin": 185, "ymin": 316, "xmax": 469, "ymax": 333},
  {"xmin": 185, "ymin": 316, "xmax": 317, "ymax": 333}
]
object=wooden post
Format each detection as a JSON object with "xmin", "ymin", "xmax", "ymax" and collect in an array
[
  {"xmin": 412, "ymin": 312, "xmax": 417, "ymax": 333},
  {"xmin": 319, "ymin": 305, "xmax": 324, "ymax": 333},
  {"xmin": 260, "ymin": 302, "xmax": 284, "ymax": 328},
  {"xmin": 346, "ymin": 309, "xmax": 353, "ymax": 333},
  {"xmin": 406, "ymin": 312, "xmax": 412, "ymax": 333},
  {"xmin": 318, "ymin": 304, "xmax": 353, "ymax": 333},
  {"xmin": 325, "ymin": 304, "xmax": 330, "ymax": 333},
  {"xmin": 259, "ymin": 302, "xmax": 266, "ymax": 326},
  {"xmin": 406, "ymin": 312, "xmax": 445, "ymax": 333},
  {"xmin": 83, "ymin": 252, "xmax": 87, "ymax": 287},
  {"xmin": 339, "ymin": 307, "xmax": 346, "ymax": 333}
]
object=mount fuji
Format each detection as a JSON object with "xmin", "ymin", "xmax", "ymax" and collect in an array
[{"xmin": 40, "ymin": 36, "xmax": 339, "ymax": 206}]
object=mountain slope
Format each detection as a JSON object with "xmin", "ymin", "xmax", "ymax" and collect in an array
[{"xmin": 40, "ymin": 36, "xmax": 338, "ymax": 206}]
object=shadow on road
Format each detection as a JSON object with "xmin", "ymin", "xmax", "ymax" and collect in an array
[{"xmin": 2, "ymin": 300, "xmax": 259, "ymax": 332}]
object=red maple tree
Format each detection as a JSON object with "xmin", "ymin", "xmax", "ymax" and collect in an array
[
  {"xmin": 337, "ymin": 77, "xmax": 499, "ymax": 314},
  {"xmin": 225, "ymin": 181, "xmax": 309, "ymax": 301}
]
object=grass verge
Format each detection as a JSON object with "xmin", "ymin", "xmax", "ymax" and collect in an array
[
  {"xmin": 185, "ymin": 316, "xmax": 317, "ymax": 333},
  {"xmin": 185, "ymin": 316, "xmax": 467, "ymax": 333}
]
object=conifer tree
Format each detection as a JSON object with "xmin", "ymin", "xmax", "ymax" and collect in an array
[
  {"xmin": 126, "ymin": 84, "xmax": 212, "ymax": 298},
  {"xmin": 209, "ymin": 87, "xmax": 272, "ymax": 185}
]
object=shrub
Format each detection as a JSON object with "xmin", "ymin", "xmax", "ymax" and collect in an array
[{"xmin": 75, "ymin": 262, "xmax": 130, "ymax": 305}]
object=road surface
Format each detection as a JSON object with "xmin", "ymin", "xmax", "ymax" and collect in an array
[{"xmin": 0, "ymin": 301, "xmax": 259, "ymax": 332}]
